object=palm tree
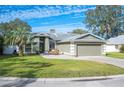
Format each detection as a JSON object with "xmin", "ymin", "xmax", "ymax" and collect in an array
[{"xmin": 0, "ymin": 18, "xmax": 31, "ymax": 56}]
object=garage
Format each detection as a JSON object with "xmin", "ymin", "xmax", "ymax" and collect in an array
[
  {"xmin": 77, "ymin": 44, "xmax": 102, "ymax": 56},
  {"xmin": 57, "ymin": 33, "xmax": 105, "ymax": 56}
]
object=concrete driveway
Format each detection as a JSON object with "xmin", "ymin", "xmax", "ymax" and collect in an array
[{"xmin": 42, "ymin": 55, "xmax": 124, "ymax": 68}]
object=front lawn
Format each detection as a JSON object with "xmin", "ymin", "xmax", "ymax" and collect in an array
[
  {"xmin": 0, "ymin": 55, "xmax": 124, "ymax": 78},
  {"xmin": 106, "ymin": 52, "xmax": 124, "ymax": 59}
]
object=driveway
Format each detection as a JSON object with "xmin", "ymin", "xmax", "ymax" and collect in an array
[{"xmin": 42, "ymin": 55, "xmax": 124, "ymax": 68}]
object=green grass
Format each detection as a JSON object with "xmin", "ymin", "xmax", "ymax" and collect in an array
[
  {"xmin": 106, "ymin": 52, "xmax": 124, "ymax": 59},
  {"xmin": 0, "ymin": 55, "xmax": 124, "ymax": 78}
]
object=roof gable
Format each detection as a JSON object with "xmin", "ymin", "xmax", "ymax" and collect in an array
[
  {"xmin": 77, "ymin": 33, "xmax": 104, "ymax": 40},
  {"xmin": 76, "ymin": 34, "xmax": 101, "ymax": 41}
]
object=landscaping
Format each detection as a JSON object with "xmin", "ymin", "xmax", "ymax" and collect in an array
[
  {"xmin": 106, "ymin": 52, "xmax": 124, "ymax": 59},
  {"xmin": 0, "ymin": 55, "xmax": 124, "ymax": 78}
]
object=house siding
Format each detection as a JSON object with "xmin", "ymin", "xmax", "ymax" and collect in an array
[
  {"xmin": 44, "ymin": 37, "xmax": 50, "ymax": 52},
  {"xmin": 56, "ymin": 43, "xmax": 70, "ymax": 55}
]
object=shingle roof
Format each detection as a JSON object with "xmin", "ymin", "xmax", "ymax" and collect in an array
[
  {"xmin": 58, "ymin": 33, "xmax": 105, "ymax": 43},
  {"xmin": 48, "ymin": 32, "xmax": 76, "ymax": 41},
  {"xmin": 31, "ymin": 32, "xmax": 105, "ymax": 43},
  {"xmin": 31, "ymin": 32, "xmax": 76, "ymax": 41},
  {"xmin": 32, "ymin": 32, "xmax": 49, "ymax": 37},
  {"xmin": 107, "ymin": 35, "xmax": 124, "ymax": 44}
]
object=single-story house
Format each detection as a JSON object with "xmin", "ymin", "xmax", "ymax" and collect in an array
[
  {"xmin": 3, "ymin": 32, "xmax": 105, "ymax": 56},
  {"xmin": 56, "ymin": 33, "xmax": 105, "ymax": 56},
  {"xmin": 104, "ymin": 35, "xmax": 124, "ymax": 52},
  {"xmin": 3, "ymin": 31, "xmax": 75, "ymax": 54}
]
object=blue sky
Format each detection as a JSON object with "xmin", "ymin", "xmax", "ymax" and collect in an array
[{"xmin": 0, "ymin": 5, "xmax": 96, "ymax": 33}]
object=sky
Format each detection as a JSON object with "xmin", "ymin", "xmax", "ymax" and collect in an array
[{"xmin": 0, "ymin": 5, "xmax": 96, "ymax": 33}]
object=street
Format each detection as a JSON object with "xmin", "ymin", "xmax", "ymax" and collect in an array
[{"xmin": 0, "ymin": 76, "xmax": 124, "ymax": 87}]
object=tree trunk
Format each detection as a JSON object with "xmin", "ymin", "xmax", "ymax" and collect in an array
[{"xmin": 18, "ymin": 45, "xmax": 24, "ymax": 56}]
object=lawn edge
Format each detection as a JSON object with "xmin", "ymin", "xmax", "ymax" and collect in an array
[{"xmin": 0, "ymin": 74, "xmax": 124, "ymax": 81}]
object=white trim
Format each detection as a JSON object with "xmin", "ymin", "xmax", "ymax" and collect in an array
[{"xmin": 70, "ymin": 43, "xmax": 75, "ymax": 55}]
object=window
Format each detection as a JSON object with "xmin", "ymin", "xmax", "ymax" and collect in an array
[{"xmin": 25, "ymin": 44, "xmax": 31, "ymax": 53}]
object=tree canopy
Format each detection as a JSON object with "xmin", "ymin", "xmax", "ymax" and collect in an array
[
  {"xmin": 85, "ymin": 5, "xmax": 124, "ymax": 39},
  {"xmin": 0, "ymin": 18, "xmax": 31, "ymax": 56},
  {"xmin": 70, "ymin": 29, "xmax": 87, "ymax": 34}
]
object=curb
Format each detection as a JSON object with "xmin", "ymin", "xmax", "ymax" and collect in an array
[{"xmin": 0, "ymin": 74, "xmax": 124, "ymax": 82}]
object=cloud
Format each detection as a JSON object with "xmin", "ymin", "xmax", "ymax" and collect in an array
[{"xmin": 0, "ymin": 6, "xmax": 95, "ymax": 22}]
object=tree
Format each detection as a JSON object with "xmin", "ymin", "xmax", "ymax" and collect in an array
[
  {"xmin": 71, "ymin": 29, "xmax": 87, "ymax": 34},
  {"xmin": 120, "ymin": 45, "xmax": 124, "ymax": 53},
  {"xmin": 0, "ymin": 18, "xmax": 31, "ymax": 56},
  {"xmin": 85, "ymin": 5, "xmax": 123, "ymax": 39},
  {"xmin": 0, "ymin": 35, "xmax": 3, "ymax": 55},
  {"xmin": 0, "ymin": 22, "xmax": 8, "ymax": 55}
]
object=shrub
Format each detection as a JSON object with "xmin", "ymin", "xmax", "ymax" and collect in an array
[
  {"xmin": 49, "ymin": 49, "xmax": 60, "ymax": 55},
  {"xmin": 120, "ymin": 45, "xmax": 124, "ymax": 53}
]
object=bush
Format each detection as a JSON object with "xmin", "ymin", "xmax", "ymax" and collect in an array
[
  {"xmin": 49, "ymin": 49, "xmax": 60, "ymax": 55},
  {"xmin": 120, "ymin": 45, "xmax": 124, "ymax": 53}
]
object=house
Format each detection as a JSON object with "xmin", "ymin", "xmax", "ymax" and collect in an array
[
  {"xmin": 104, "ymin": 35, "xmax": 124, "ymax": 53},
  {"xmin": 23, "ymin": 33, "xmax": 55, "ymax": 54},
  {"xmin": 56, "ymin": 33, "xmax": 105, "ymax": 56},
  {"xmin": 3, "ymin": 32, "xmax": 105, "ymax": 56},
  {"xmin": 3, "ymin": 33, "xmax": 54, "ymax": 54}
]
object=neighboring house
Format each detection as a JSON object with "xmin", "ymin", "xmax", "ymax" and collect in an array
[
  {"xmin": 104, "ymin": 35, "xmax": 124, "ymax": 53},
  {"xmin": 57, "ymin": 33, "xmax": 105, "ymax": 56},
  {"xmin": 3, "ymin": 32, "xmax": 105, "ymax": 56}
]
